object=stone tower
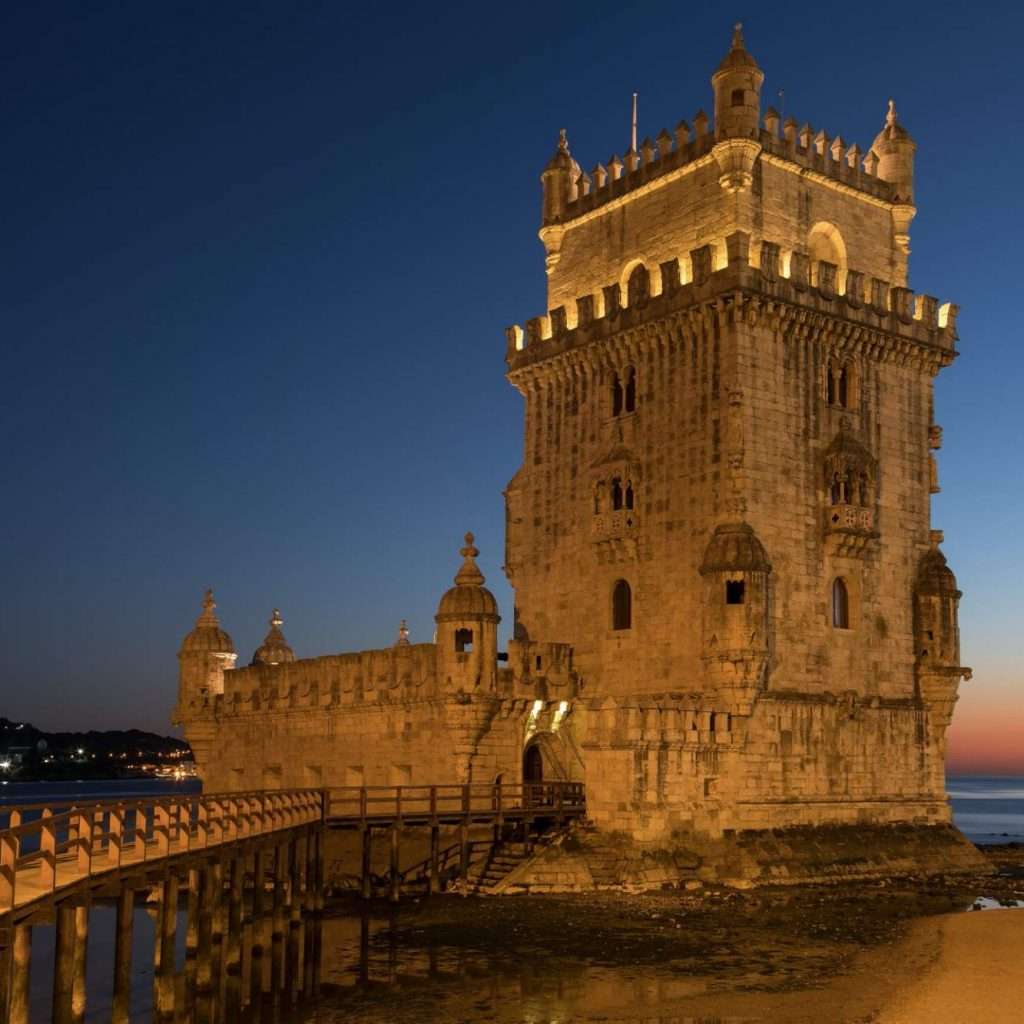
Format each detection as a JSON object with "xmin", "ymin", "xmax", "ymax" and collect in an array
[{"xmin": 505, "ymin": 27, "xmax": 970, "ymax": 838}]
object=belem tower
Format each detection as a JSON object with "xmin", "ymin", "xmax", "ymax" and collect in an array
[{"xmin": 174, "ymin": 28, "xmax": 986, "ymax": 884}]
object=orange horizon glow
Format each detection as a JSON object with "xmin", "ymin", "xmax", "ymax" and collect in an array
[{"xmin": 946, "ymin": 666, "xmax": 1023, "ymax": 776}]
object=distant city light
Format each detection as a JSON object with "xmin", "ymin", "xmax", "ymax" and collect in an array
[{"xmin": 0, "ymin": 759, "xmax": 11, "ymax": 771}]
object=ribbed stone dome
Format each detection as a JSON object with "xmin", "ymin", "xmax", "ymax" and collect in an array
[
  {"xmin": 251, "ymin": 609, "xmax": 296, "ymax": 666},
  {"xmin": 435, "ymin": 533, "xmax": 501, "ymax": 623},
  {"xmin": 699, "ymin": 522, "xmax": 772, "ymax": 575},
  {"xmin": 180, "ymin": 590, "xmax": 235, "ymax": 654}
]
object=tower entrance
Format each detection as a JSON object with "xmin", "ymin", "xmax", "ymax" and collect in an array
[{"xmin": 523, "ymin": 742, "xmax": 544, "ymax": 783}]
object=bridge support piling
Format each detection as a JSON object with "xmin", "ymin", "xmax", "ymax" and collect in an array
[
  {"xmin": 9, "ymin": 924, "xmax": 31, "ymax": 1024},
  {"xmin": 111, "ymin": 887, "xmax": 134, "ymax": 1024},
  {"xmin": 285, "ymin": 837, "xmax": 303, "ymax": 1005},
  {"xmin": 225, "ymin": 855, "xmax": 244, "ymax": 1020},
  {"xmin": 240, "ymin": 853, "xmax": 255, "ymax": 1012},
  {"xmin": 154, "ymin": 874, "xmax": 178, "ymax": 1023},
  {"xmin": 250, "ymin": 850, "xmax": 266, "ymax": 1011},
  {"xmin": 429, "ymin": 825, "xmax": 440, "ymax": 894},
  {"xmin": 53, "ymin": 904, "xmax": 76, "ymax": 1024},
  {"xmin": 270, "ymin": 843, "xmax": 287, "ymax": 1006},
  {"xmin": 209, "ymin": 861, "xmax": 226, "ymax": 1023},
  {"xmin": 182, "ymin": 869, "xmax": 199, "ymax": 1022},
  {"xmin": 303, "ymin": 833, "xmax": 317, "ymax": 993},
  {"xmin": 194, "ymin": 867, "xmax": 215, "ymax": 1024},
  {"xmin": 71, "ymin": 905, "xmax": 89, "ymax": 1024},
  {"xmin": 389, "ymin": 825, "xmax": 401, "ymax": 904},
  {"xmin": 360, "ymin": 827, "xmax": 372, "ymax": 900}
]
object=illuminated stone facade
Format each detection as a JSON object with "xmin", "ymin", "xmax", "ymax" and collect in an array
[{"xmin": 175, "ymin": 29, "xmax": 974, "ymax": 863}]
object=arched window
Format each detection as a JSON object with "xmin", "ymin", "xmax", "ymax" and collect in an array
[
  {"xmin": 611, "ymin": 478, "xmax": 623, "ymax": 511},
  {"xmin": 831, "ymin": 578, "xmax": 850, "ymax": 629},
  {"xmin": 626, "ymin": 264, "xmax": 649, "ymax": 307},
  {"xmin": 830, "ymin": 473, "xmax": 843, "ymax": 505},
  {"xmin": 826, "ymin": 358, "xmax": 854, "ymax": 408},
  {"xmin": 612, "ymin": 374, "xmax": 624, "ymax": 417},
  {"xmin": 593, "ymin": 481, "xmax": 605, "ymax": 514},
  {"xmin": 624, "ymin": 367, "xmax": 636, "ymax": 413},
  {"xmin": 624, "ymin": 481, "xmax": 634, "ymax": 510},
  {"xmin": 612, "ymin": 579, "xmax": 632, "ymax": 631}
]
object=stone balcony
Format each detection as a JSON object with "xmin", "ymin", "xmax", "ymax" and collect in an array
[
  {"xmin": 592, "ymin": 509, "xmax": 639, "ymax": 537},
  {"xmin": 825, "ymin": 503, "xmax": 877, "ymax": 556},
  {"xmin": 592, "ymin": 510, "xmax": 639, "ymax": 564}
]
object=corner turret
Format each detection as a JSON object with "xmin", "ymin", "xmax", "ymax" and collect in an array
[
  {"xmin": 711, "ymin": 25, "xmax": 764, "ymax": 192},
  {"xmin": 435, "ymin": 532, "xmax": 501, "ymax": 693},
  {"xmin": 711, "ymin": 24, "xmax": 764, "ymax": 141},
  {"xmin": 873, "ymin": 99, "xmax": 916, "ymax": 274},
  {"xmin": 699, "ymin": 522, "xmax": 773, "ymax": 714},
  {"xmin": 540, "ymin": 129, "xmax": 577, "ymax": 226},
  {"xmin": 175, "ymin": 589, "xmax": 237, "ymax": 720}
]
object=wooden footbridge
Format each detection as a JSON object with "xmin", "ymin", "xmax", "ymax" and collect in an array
[{"xmin": 0, "ymin": 780, "xmax": 585, "ymax": 1022}]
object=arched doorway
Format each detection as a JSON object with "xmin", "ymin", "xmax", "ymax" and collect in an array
[{"xmin": 523, "ymin": 743, "xmax": 543, "ymax": 783}]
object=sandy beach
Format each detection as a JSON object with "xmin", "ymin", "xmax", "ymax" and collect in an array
[{"xmin": 876, "ymin": 909, "xmax": 1024, "ymax": 1023}]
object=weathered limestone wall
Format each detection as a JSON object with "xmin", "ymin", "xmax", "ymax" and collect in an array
[{"xmin": 577, "ymin": 695, "xmax": 946, "ymax": 842}]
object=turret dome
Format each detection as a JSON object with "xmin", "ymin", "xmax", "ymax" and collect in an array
[
  {"xmin": 251, "ymin": 609, "xmax": 295, "ymax": 666},
  {"xmin": 436, "ymin": 532, "xmax": 500, "ymax": 622},
  {"xmin": 699, "ymin": 522, "xmax": 772, "ymax": 575},
  {"xmin": 713, "ymin": 23, "xmax": 761, "ymax": 75},
  {"xmin": 916, "ymin": 534, "xmax": 960, "ymax": 598},
  {"xmin": 180, "ymin": 589, "xmax": 235, "ymax": 654}
]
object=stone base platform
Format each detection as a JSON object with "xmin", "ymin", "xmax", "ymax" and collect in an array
[{"xmin": 494, "ymin": 822, "xmax": 993, "ymax": 893}]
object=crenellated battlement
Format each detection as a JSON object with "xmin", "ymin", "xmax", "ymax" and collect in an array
[
  {"xmin": 506, "ymin": 230, "xmax": 957, "ymax": 377},
  {"xmin": 550, "ymin": 109, "xmax": 896, "ymax": 231}
]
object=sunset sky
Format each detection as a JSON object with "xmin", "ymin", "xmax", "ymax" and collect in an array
[{"xmin": 1, "ymin": 2, "xmax": 1020, "ymax": 772}]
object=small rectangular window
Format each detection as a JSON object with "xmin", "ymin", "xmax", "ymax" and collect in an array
[
  {"xmin": 725, "ymin": 580, "xmax": 745, "ymax": 605},
  {"xmin": 455, "ymin": 628, "xmax": 474, "ymax": 653},
  {"xmin": 535, "ymin": 655, "xmax": 542, "ymax": 670}
]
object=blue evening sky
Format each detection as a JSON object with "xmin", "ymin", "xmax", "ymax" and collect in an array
[{"xmin": 1, "ymin": 1, "xmax": 1020, "ymax": 739}]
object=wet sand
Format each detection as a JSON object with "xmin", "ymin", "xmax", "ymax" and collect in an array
[
  {"xmin": 309, "ymin": 848, "xmax": 1024, "ymax": 1022},
  {"xmin": 876, "ymin": 909, "xmax": 1024, "ymax": 1023}
]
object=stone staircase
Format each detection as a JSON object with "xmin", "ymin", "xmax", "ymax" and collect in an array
[{"xmin": 466, "ymin": 827, "xmax": 574, "ymax": 893}]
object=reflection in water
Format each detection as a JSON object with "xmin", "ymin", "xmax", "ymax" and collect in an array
[{"xmin": 294, "ymin": 910, "xmax": 766, "ymax": 1024}]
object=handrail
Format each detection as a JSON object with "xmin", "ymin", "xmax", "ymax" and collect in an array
[
  {"xmin": 0, "ymin": 788, "xmax": 325, "ymax": 915},
  {"xmin": 325, "ymin": 781, "xmax": 585, "ymax": 822}
]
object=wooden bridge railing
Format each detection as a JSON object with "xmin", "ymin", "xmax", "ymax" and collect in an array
[
  {"xmin": 325, "ymin": 780, "xmax": 586, "ymax": 825},
  {"xmin": 0, "ymin": 788, "xmax": 324, "ymax": 917}
]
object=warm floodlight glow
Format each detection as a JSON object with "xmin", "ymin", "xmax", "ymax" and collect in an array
[{"xmin": 551, "ymin": 700, "xmax": 570, "ymax": 732}]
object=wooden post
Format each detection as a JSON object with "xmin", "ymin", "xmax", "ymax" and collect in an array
[
  {"xmin": 71, "ymin": 904, "xmax": 89, "ymax": 1023},
  {"xmin": 286, "ymin": 838, "xmax": 303, "ymax": 1004},
  {"xmin": 429, "ymin": 825, "xmax": 440, "ymax": 895},
  {"xmin": 460, "ymin": 784, "xmax": 470, "ymax": 882},
  {"xmin": 250, "ymin": 849, "xmax": 266, "ymax": 1010},
  {"xmin": 240, "ymin": 853, "xmax": 254, "ymax": 1012},
  {"xmin": 388, "ymin": 825, "xmax": 401, "ymax": 904},
  {"xmin": 360, "ymin": 828, "xmax": 372, "ymax": 900},
  {"xmin": 195, "ymin": 866, "xmax": 215, "ymax": 1024},
  {"xmin": 154, "ymin": 874, "xmax": 177, "ymax": 1023},
  {"xmin": 303, "ymin": 832, "xmax": 317, "ymax": 994},
  {"xmin": 270, "ymin": 844, "xmax": 286, "ymax": 1005},
  {"xmin": 209, "ymin": 861, "xmax": 226, "ymax": 1022},
  {"xmin": 225, "ymin": 856, "xmax": 244, "ymax": 1020},
  {"xmin": 182, "ymin": 869, "xmax": 200, "ymax": 1022},
  {"xmin": 53, "ymin": 905, "xmax": 76, "ymax": 1024},
  {"xmin": 8, "ymin": 924, "xmax": 31, "ymax": 1024},
  {"xmin": 111, "ymin": 886, "xmax": 134, "ymax": 1024}
]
